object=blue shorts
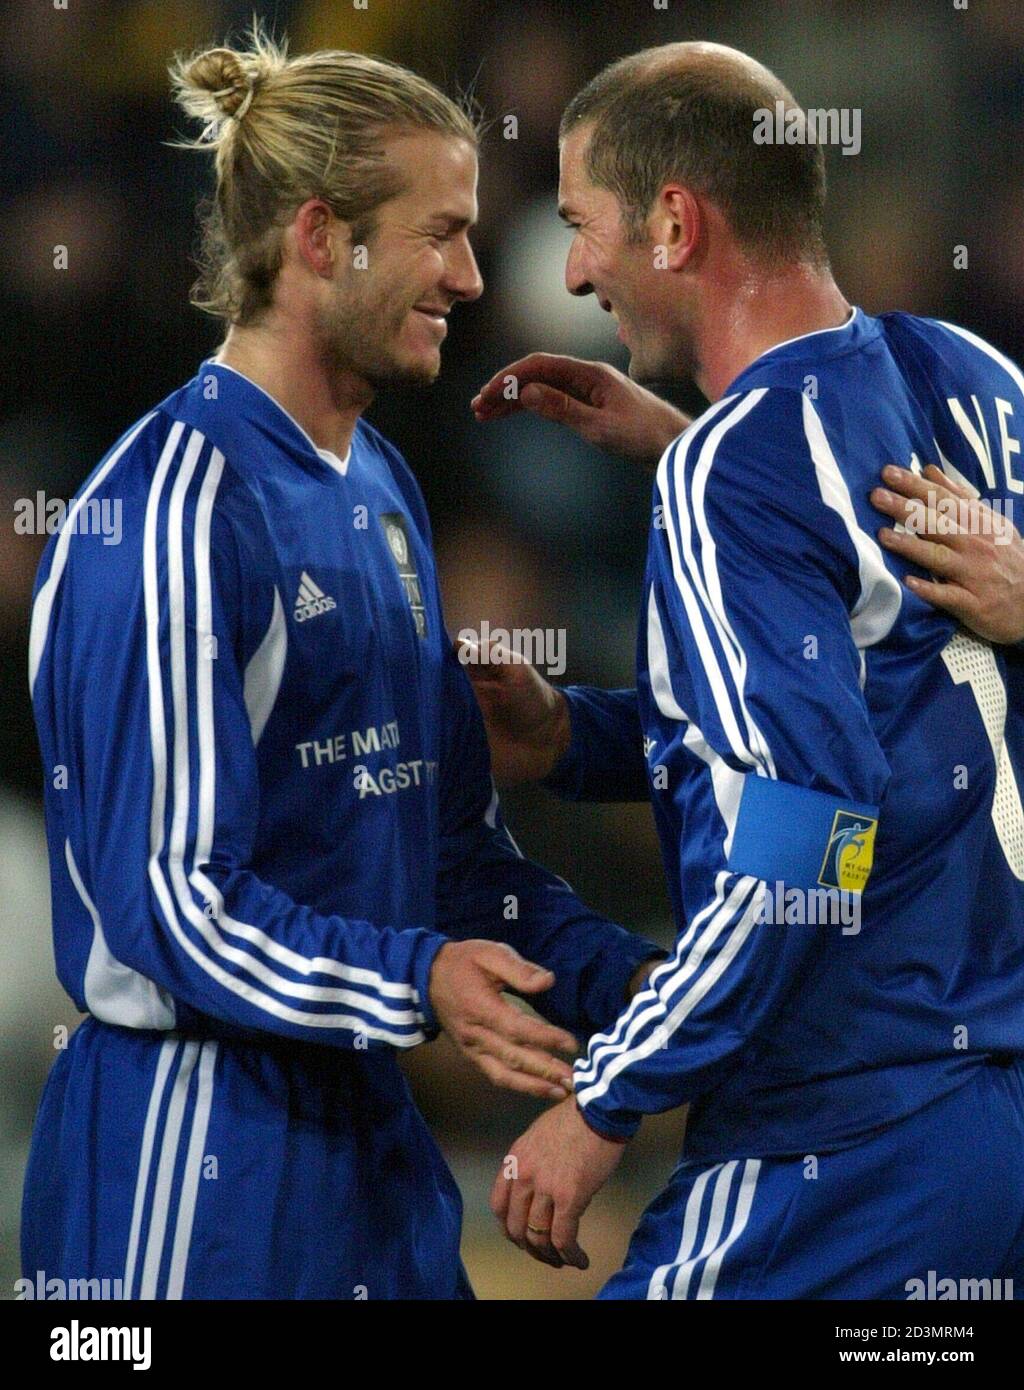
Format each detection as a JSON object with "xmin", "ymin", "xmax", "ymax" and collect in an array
[
  {"xmin": 21, "ymin": 1016, "xmax": 471, "ymax": 1300},
  {"xmin": 602, "ymin": 1056, "xmax": 1024, "ymax": 1300}
]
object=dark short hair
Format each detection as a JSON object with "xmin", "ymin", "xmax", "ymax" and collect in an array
[{"xmin": 560, "ymin": 49, "xmax": 828, "ymax": 266}]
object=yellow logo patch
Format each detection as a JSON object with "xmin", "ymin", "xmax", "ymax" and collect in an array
[{"xmin": 818, "ymin": 810, "xmax": 878, "ymax": 893}]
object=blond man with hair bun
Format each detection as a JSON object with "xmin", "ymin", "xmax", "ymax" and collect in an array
[{"xmin": 22, "ymin": 26, "xmax": 661, "ymax": 1301}]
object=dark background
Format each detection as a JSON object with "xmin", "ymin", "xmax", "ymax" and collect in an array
[{"xmin": 1, "ymin": 0, "xmax": 1021, "ymax": 1298}]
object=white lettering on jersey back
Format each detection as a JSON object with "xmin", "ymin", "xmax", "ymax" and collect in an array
[
  {"xmin": 947, "ymin": 395, "xmax": 996, "ymax": 490},
  {"xmin": 995, "ymin": 398, "xmax": 1022, "ymax": 495}
]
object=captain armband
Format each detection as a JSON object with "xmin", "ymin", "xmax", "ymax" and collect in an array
[{"xmin": 727, "ymin": 775, "xmax": 879, "ymax": 895}]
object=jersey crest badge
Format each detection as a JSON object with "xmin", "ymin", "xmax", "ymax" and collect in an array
[{"xmin": 380, "ymin": 513, "xmax": 426, "ymax": 639}]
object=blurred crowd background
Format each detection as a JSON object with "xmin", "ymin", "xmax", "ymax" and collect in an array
[{"xmin": 1, "ymin": 0, "xmax": 1021, "ymax": 1300}]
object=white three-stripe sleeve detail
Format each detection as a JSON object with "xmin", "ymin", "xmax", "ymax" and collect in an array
[
  {"xmin": 656, "ymin": 407, "xmax": 761, "ymax": 772},
  {"xmin": 575, "ymin": 873, "xmax": 762, "ymax": 1094},
  {"xmin": 182, "ymin": 451, "xmax": 419, "ymax": 1016},
  {"xmin": 577, "ymin": 398, "xmax": 787, "ymax": 1111},
  {"xmin": 576, "ymin": 877, "xmax": 766, "ymax": 1104},
  {"xmin": 573, "ymin": 873, "xmax": 739, "ymax": 1082},
  {"xmin": 647, "ymin": 587, "xmax": 745, "ymax": 855},
  {"xmin": 685, "ymin": 391, "xmax": 776, "ymax": 775},
  {"xmin": 579, "ymin": 593, "xmax": 748, "ymax": 1075}
]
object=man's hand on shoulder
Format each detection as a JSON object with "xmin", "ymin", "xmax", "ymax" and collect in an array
[{"xmin": 872, "ymin": 464, "xmax": 1024, "ymax": 644}]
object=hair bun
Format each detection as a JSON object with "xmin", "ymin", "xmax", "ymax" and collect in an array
[{"xmin": 171, "ymin": 46, "xmax": 256, "ymax": 127}]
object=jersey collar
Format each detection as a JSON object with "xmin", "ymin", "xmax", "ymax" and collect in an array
[
  {"xmin": 200, "ymin": 359, "xmax": 352, "ymax": 478},
  {"xmin": 725, "ymin": 306, "xmax": 879, "ymax": 394}
]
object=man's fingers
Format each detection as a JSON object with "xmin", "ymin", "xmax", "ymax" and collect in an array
[
  {"xmin": 877, "ymin": 526, "xmax": 962, "ymax": 577},
  {"xmin": 455, "ymin": 636, "xmax": 524, "ymax": 682},
  {"xmin": 468, "ymin": 1023, "xmax": 574, "ymax": 1089},
  {"xmin": 490, "ymin": 1161, "xmax": 513, "ymax": 1225},
  {"xmin": 471, "ymin": 1048, "xmax": 571, "ymax": 1100},
  {"xmin": 470, "ymin": 394, "xmax": 522, "ymax": 422},
  {"xmin": 475, "ymin": 941, "xmax": 571, "ymax": 1004},
  {"xmin": 475, "ymin": 1007, "xmax": 578, "ymax": 1074},
  {"xmin": 872, "ymin": 490, "xmax": 972, "ymax": 553},
  {"xmin": 903, "ymin": 573, "xmax": 978, "ymax": 620},
  {"xmin": 471, "ymin": 358, "xmax": 536, "ymax": 417},
  {"xmin": 871, "ymin": 486, "xmax": 923, "ymax": 526},
  {"xmin": 921, "ymin": 463, "xmax": 974, "ymax": 500},
  {"xmin": 472, "ymin": 354, "xmax": 602, "ymax": 419},
  {"xmin": 519, "ymin": 382, "xmax": 598, "ymax": 435},
  {"xmin": 501, "ymin": 1179, "xmax": 563, "ymax": 1267},
  {"xmin": 476, "ymin": 353, "xmax": 593, "ymax": 400},
  {"xmin": 523, "ymin": 1193, "xmax": 563, "ymax": 1267},
  {"xmin": 456, "ymin": 637, "xmax": 497, "ymax": 681},
  {"xmin": 551, "ymin": 1202, "xmax": 588, "ymax": 1270},
  {"xmin": 879, "ymin": 464, "xmax": 971, "ymax": 504},
  {"xmin": 487, "ymin": 995, "xmax": 578, "ymax": 1055},
  {"xmin": 505, "ymin": 1176, "xmax": 533, "ymax": 1245}
]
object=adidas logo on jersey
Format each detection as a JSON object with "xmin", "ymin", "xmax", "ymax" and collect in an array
[{"xmin": 293, "ymin": 571, "xmax": 336, "ymax": 623}]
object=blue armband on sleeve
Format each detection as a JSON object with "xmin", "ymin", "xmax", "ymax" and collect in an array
[{"xmin": 727, "ymin": 775, "xmax": 880, "ymax": 895}]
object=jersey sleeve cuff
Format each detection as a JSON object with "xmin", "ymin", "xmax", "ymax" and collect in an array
[
  {"xmin": 408, "ymin": 930, "xmax": 451, "ymax": 1039},
  {"xmin": 574, "ymin": 1098, "xmax": 640, "ymax": 1143},
  {"xmin": 583, "ymin": 940, "xmax": 668, "ymax": 1033},
  {"xmin": 540, "ymin": 687, "xmax": 588, "ymax": 801}
]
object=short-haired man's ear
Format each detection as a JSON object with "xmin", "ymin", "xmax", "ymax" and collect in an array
[{"xmin": 653, "ymin": 186, "xmax": 701, "ymax": 271}]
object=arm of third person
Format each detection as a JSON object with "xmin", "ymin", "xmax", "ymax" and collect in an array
[
  {"xmin": 456, "ymin": 638, "xmax": 650, "ymax": 800},
  {"xmin": 871, "ymin": 464, "xmax": 1024, "ymax": 644}
]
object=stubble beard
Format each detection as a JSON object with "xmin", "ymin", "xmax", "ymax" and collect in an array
[{"xmin": 318, "ymin": 287, "xmax": 440, "ymax": 392}]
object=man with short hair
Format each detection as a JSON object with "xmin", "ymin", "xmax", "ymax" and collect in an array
[{"xmin": 475, "ymin": 42, "xmax": 1024, "ymax": 1298}]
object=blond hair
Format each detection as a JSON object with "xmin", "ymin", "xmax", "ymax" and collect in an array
[{"xmin": 169, "ymin": 24, "xmax": 480, "ymax": 323}]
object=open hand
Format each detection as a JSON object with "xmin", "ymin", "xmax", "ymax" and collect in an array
[
  {"xmin": 429, "ymin": 940, "xmax": 579, "ymax": 1101},
  {"xmin": 872, "ymin": 464, "xmax": 1024, "ymax": 644}
]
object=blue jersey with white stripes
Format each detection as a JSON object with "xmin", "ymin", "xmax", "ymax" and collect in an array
[
  {"xmin": 29, "ymin": 360, "xmax": 654, "ymax": 1059},
  {"xmin": 573, "ymin": 309, "xmax": 1024, "ymax": 1158}
]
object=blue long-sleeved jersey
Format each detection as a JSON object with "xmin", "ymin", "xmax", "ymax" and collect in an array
[
  {"xmin": 28, "ymin": 360, "xmax": 656, "ymax": 1055},
  {"xmin": 566, "ymin": 309, "xmax": 1024, "ymax": 1158}
]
